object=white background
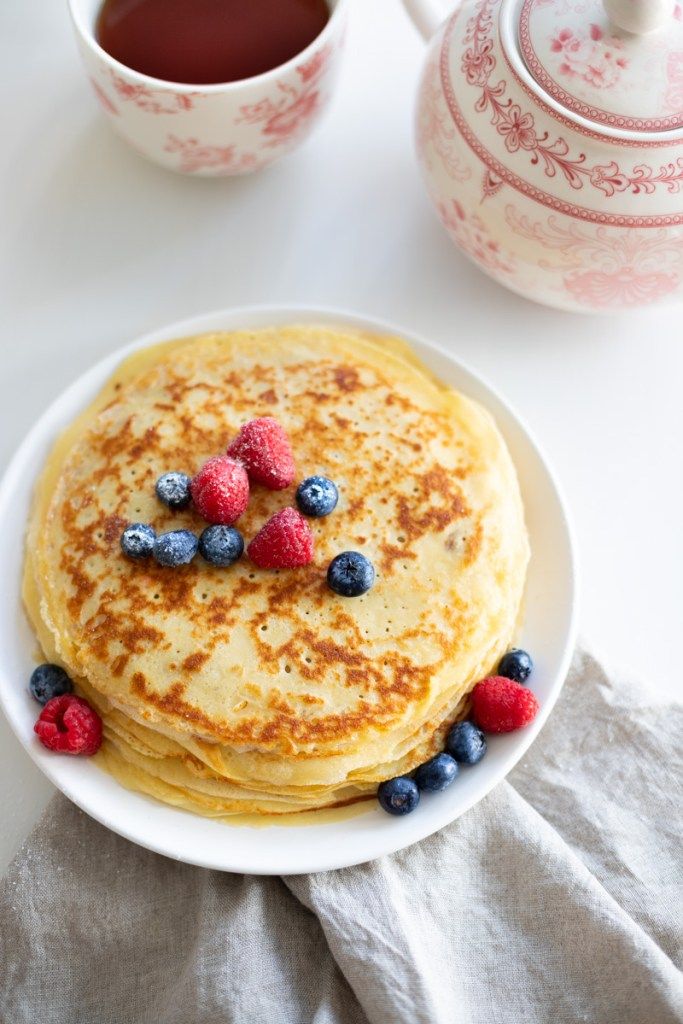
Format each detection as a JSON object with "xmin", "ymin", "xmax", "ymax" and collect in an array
[{"xmin": 0, "ymin": 0, "xmax": 680, "ymax": 873}]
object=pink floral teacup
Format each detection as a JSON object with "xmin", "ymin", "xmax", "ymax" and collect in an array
[{"xmin": 68, "ymin": 0, "xmax": 348, "ymax": 176}]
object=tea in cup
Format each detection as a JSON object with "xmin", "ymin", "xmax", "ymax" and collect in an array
[{"xmin": 69, "ymin": 0, "xmax": 348, "ymax": 175}]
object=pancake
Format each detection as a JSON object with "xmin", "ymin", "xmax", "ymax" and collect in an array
[{"xmin": 24, "ymin": 326, "xmax": 529, "ymax": 816}]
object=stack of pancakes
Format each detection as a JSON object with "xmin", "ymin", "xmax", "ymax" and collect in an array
[{"xmin": 24, "ymin": 326, "xmax": 529, "ymax": 817}]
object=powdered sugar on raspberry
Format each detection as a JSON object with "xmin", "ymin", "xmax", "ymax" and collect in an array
[
  {"xmin": 247, "ymin": 507, "xmax": 314, "ymax": 568},
  {"xmin": 227, "ymin": 417, "xmax": 295, "ymax": 490},
  {"xmin": 191, "ymin": 456, "xmax": 250, "ymax": 525}
]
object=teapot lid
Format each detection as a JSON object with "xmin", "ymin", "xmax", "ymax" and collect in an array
[{"xmin": 515, "ymin": 0, "xmax": 683, "ymax": 133}]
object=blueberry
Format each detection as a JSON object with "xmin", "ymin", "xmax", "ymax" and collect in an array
[
  {"xmin": 153, "ymin": 530, "xmax": 198, "ymax": 567},
  {"xmin": 498, "ymin": 648, "xmax": 533, "ymax": 684},
  {"xmin": 414, "ymin": 752, "xmax": 459, "ymax": 792},
  {"xmin": 377, "ymin": 776, "xmax": 420, "ymax": 816},
  {"xmin": 155, "ymin": 472, "xmax": 192, "ymax": 510},
  {"xmin": 327, "ymin": 551, "xmax": 375, "ymax": 597},
  {"xmin": 296, "ymin": 476, "xmax": 339, "ymax": 517},
  {"xmin": 29, "ymin": 663, "xmax": 73, "ymax": 705},
  {"xmin": 120, "ymin": 523, "xmax": 156, "ymax": 560},
  {"xmin": 198, "ymin": 525, "xmax": 244, "ymax": 567},
  {"xmin": 446, "ymin": 721, "xmax": 487, "ymax": 764}
]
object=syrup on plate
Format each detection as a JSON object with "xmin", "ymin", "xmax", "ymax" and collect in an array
[{"xmin": 96, "ymin": 0, "xmax": 330, "ymax": 85}]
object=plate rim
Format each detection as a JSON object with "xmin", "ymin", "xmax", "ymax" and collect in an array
[{"xmin": 0, "ymin": 304, "xmax": 579, "ymax": 874}]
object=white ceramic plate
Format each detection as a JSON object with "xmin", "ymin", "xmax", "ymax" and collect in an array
[{"xmin": 0, "ymin": 306, "xmax": 578, "ymax": 874}]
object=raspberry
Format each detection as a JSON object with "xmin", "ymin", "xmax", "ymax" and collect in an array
[
  {"xmin": 227, "ymin": 417, "xmax": 295, "ymax": 490},
  {"xmin": 191, "ymin": 456, "xmax": 250, "ymax": 525},
  {"xmin": 247, "ymin": 507, "xmax": 314, "ymax": 569},
  {"xmin": 34, "ymin": 694, "xmax": 103, "ymax": 755},
  {"xmin": 471, "ymin": 676, "xmax": 539, "ymax": 733}
]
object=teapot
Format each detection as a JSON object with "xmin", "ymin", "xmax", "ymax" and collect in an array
[{"xmin": 402, "ymin": 0, "xmax": 683, "ymax": 311}]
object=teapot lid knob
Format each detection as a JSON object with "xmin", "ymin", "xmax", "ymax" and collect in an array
[{"xmin": 602, "ymin": 0, "xmax": 671, "ymax": 34}]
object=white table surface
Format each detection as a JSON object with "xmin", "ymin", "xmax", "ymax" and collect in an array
[{"xmin": 1, "ymin": 0, "xmax": 681, "ymax": 875}]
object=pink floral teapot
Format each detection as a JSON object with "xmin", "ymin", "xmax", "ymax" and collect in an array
[{"xmin": 402, "ymin": 0, "xmax": 683, "ymax": 311}]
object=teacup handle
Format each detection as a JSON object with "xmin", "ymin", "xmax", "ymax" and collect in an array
[{"xmin": 401, "ymin": 0, "xmax": 447, "ymax": 40}]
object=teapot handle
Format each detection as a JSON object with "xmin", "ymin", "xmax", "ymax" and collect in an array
[{"xmin": 401, "ymin": 0, "xmax": 446, "ymax": 40}]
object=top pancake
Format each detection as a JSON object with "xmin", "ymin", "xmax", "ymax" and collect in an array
[{"xmin": 27, "ymin": 326, "xmax": 528, "ymax": 774}]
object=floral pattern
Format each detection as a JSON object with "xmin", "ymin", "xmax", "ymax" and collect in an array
[
  {"xmin": 664, "ymin": 52, "xmax": 683, "ymax": 112},
  {"xmin": 164, "ymin": 135, "xmax": 258, "ymax": 174},
  {"xmin": 238, "ymin": 45, "xmax": 331, "ymax": 146},
  {"xmin": 497, "ymin": 106, "xmax": 537, "ymax": 153},
  {"xmin": 462, "ymin": 38, "xmax": 495, "ymax": 87},
  {"xmin": 438, "ymin": 199, "xmax": 515, "ymax": 275},
  {"xmin": 519, "ymin": 0, "xmax": 683, "ymax": 131},
  {"xmin": 457, "ymin": 0, "xmax": 683, "ymax": 198},
  {"xmin": 550, "ymin": 24, "xmax": 627, "ymax": 90},
  {"xmin": 564, "ymin": 266, "xmax": 679, "ymax": 306},
  {"xmin": 506, "ymin": 205, "xmax": 683, "ymax": 306},
  {"xmin": 297, "ymin": 48, "xmax": 329, "ymax": 84},
  {"xmin": 588, "ymin": 159, "xmax": 683, "ymax": 197},
  {"xmin": 110, "ymin": 72, "xmax": 200, "ymax": 114},
  {"xmin": 417, "ymin": 56, "xmax": 471, "ymax": 182},
  {"xmin": 461, "ymin": 2, "xmax": 590, "ymax": 192},
  {"xmin": 90, "ymin": 78, "xmax": 118, "ymax": 116}
]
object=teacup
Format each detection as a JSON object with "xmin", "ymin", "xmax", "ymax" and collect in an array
[{"xmin": 68, "ymin": 0, "xmax": 348, "ymax": 176}]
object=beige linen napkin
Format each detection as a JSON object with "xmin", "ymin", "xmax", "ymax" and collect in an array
[{"xmin": 1, "ymin": 648, "xmax": 681, "ymax": 1024}]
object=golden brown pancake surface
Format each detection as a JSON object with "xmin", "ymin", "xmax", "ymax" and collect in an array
[{"xmin": 25, "ymin": 326, "xmax": 529, "ymax": 815}]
